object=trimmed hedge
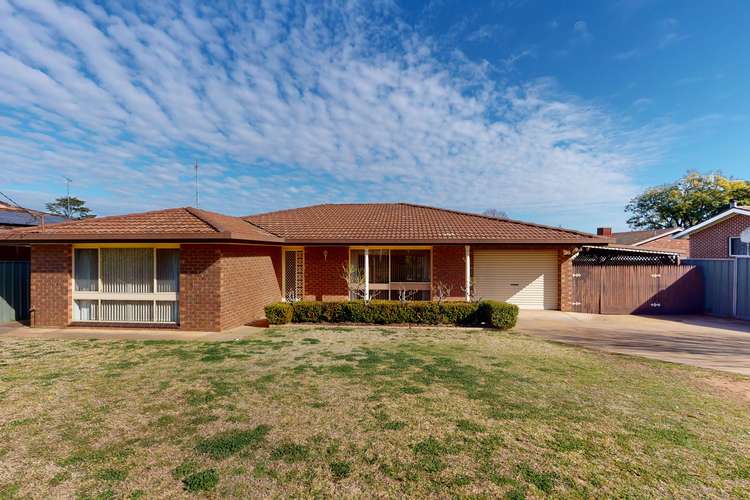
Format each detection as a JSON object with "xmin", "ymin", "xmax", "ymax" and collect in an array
[
  {"xmin": 264, "ymin": 300, "xmax": 518, "ymax": 330},
  {"xmin": 265, "ymin": 303, "xmax": 293, "ymax": 325}
]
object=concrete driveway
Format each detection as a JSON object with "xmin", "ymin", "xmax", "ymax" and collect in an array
[{"xmin": 516, "ymin": 311, "xmax": 750, "ymax": 376}]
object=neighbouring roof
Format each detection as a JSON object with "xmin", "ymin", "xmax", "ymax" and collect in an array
[
  {"xmin": 582, "ymin": 244, "xmax": 679, "ymax": 256},
  {"xmin": 0, "ymin": 201, "xmax": 68, "ymax": 227},
  {"xmin": 675, "ymin": 206, "xmax": 750, "ymax": 239},
  {"xmin": 612, "ymin": 227, "xmax": 682, "ymax": 246},
  {"xmin": 0, "ymin": 207, "xmax": 282, "ymax": 243},
  {"xmin": 245, "ymin": 203, "xmax": 606, "ymax": 244}
]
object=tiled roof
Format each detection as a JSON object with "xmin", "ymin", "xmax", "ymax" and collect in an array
[
  {"xmin": 245, "ymin": 203, "xmax": 604, "ymax": 244},
  {"xmin": 0, "ymin": 207, "xmax": 282, "ymax": 243},
  {"xmin": 612, "ymin": 227, "xmax": 679, "ymax": 246}
]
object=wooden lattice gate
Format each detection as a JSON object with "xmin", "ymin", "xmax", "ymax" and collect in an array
[{"xmin": 572, "ymin": 264, "xmax": 703, "ymax": 315}]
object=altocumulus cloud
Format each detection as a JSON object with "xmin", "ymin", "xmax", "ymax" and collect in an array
[{"xmin": 0, "ymin": 0, "xmax": 663, "ymax": 226}]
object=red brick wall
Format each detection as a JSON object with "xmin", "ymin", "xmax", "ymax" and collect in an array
[
  {"xmin": 689, "ymin": 214, "xmax": 750, "ymax": 258},
  {"xmin": 303, "ymin": 247, "xmax": 349, "ymax": 301},
  {"xmin": 557, "ymin": 247, "xmax": 576, "ymax": 312},
  {"xmin": 30, "ymin": 245, "xmax": 71, "ymax": 327},
  {"xmin": 432, "ymin": 245, "xmax": 466, "ymax": 299},
  {"xmin": 639, "ymin": 236, "xmax": 689, "ymax": 257},
  {"xmin": 179, "ymin": 245, "xmax": 222, "ymax": 331},
  {"xmin": 220, "ymin": 245, "xmax": 282, "ymax": 330}
]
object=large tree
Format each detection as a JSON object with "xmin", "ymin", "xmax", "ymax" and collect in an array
[
  {"xmin": 626, "ymin": 172, "xmax": 750, "ymax": 229},
  {"xmin": 46, "ymin": 196, "xmax": 96, "ymax": 220}
]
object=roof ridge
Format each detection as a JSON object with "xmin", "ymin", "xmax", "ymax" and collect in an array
[{"xmin": 184, "ymin": 207, "xmax": 224, "ymax": 233}]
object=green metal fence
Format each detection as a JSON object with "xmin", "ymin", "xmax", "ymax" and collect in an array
[{"xmin": 0, "ymin": 261, "xmax": 30, "ymax": 323}]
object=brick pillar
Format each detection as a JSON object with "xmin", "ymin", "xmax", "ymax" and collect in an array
[
  {"xmin": 30, "ymin": 244, "xmax": 72, "ymax": 327},
  {"xmin": 179, "ymin": 244, "xmax": 222, "ymax": 331},
  {"xmin": 558, "ymin": 247, "xmax": 576, "ymax": 312}
]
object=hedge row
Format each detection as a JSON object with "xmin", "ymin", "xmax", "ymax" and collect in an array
[{"xmin": 264, "ymin": 300, "xmax": 518, "ymax": 330}]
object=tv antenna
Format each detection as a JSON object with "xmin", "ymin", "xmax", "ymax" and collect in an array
[
  {"xmin": 63, "ymin": 176, "xmax": 72, "ymax": 217},
  {"xmin": 194, "ymin": 161, "xmax": 199, "ymax": 207}
]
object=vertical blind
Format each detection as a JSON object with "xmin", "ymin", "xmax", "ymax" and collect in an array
[
  {"xmin": 74, "ymin": 249, "xmax": 99, "ymax": 291},
  {"xmin": 73, "ymin": 248, "xmax": 179, "ymax": 323}
]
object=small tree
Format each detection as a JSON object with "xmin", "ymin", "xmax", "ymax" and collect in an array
[
  {"xmin": 460, "ymin": 279, "xmax": 480, "ymax": 303},
  {"xmin": 46, "ymin": 196, "xmax": 95, "ymax": 220},
  {"xmin": 432, "ymin": 281, "xmax": 453, "ymax": 304},
  {"xmin": 341, "ymin": 263, "xmax": 368, "ymax": 301},
  {"xmin": 395, "ymin": 286, "xmax": 417, "ymax": 304}
]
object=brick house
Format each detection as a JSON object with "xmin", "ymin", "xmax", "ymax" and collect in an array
[
  {"xmin": 0, "ymin": 203, "xmax": 607, "ymax": 331},
  {"xmin": 594, "ymin": 226, "xmax": 689, "ymax": 258},
  {"xmin": 675, "ymin": 201, "xmax": 750, "ymax": 258}
]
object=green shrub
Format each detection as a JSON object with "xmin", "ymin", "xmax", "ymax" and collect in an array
[
  {"xmin": 265, "ymin": 300, "xmax": 516, "ymax": 328},
  {"xmin": 478, "ymin": 300, "xmax": 518, "ymax": 330},
  {"xmin": 264, "ymin": 303, "xmax": 293, "ymax": 324}
]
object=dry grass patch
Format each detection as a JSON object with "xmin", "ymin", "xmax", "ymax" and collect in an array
[{"xmin": 0, "ymin": 326, "xmax": 749, "ymax": 497}]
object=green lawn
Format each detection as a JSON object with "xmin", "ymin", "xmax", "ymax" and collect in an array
[{"xmin": 1, "ymin": 326, "xmax": 749, "ymax": 498}]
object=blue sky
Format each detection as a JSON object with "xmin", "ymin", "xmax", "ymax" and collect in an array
[{"xmin": 0, "ymin": 0, "xmax": 747, "ymax": 231}]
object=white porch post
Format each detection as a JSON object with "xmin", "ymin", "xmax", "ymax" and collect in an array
[
  {"xmin": 364, "ymin": 247, "xmax": 370, "ymax": 300},
  {"xmin": 465, "ymin": 245, "xmax": 471, "ymax": 301}
]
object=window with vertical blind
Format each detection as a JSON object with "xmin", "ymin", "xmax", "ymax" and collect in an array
[{"xmin": 73, "ymin": 246, "xmax": 179, "ymax": 323}]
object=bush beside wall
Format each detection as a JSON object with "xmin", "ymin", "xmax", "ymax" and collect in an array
[{"xmin": 264, "ymin": 300, "xmax": 518, "ymax": 330}]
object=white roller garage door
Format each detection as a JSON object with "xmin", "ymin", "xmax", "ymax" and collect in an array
[{"xmin": 474, "ymin": 250, "xmax": 558, "ymax": 310}]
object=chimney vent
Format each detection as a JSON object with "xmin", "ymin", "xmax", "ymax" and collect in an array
[
  {"xmin": 730, "ymin": 199, "xmax": 738, "ymax": 208},
  {"xmin": 597, "ymin": 227, "xmax": 612, "ymax": 237}
]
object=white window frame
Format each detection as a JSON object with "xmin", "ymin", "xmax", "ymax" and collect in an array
[
  {"xmin": 729, "ymin": 237, "xmax": 750, "ymax": 258},
  {"xmin": 348, "ymin": 246, "xmax": 433, "ymax": 300},
  {"xmin": 72, "ymin": 243, "xmax": 180, "ymax": 323},
  {"xmin": 281, "ymin": 247, "xmax": 305, "ymax": 301}
]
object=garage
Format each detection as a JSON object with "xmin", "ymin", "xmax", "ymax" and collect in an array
[{"xmin": 473, "ymin": 250, "xmax": 558, "ymax": 310}]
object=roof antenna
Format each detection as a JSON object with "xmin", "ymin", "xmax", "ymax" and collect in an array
[
  {"xmin": 63, "ymin": 176, "xmax": 72, "ymax": 218},
  {"xmin": 194, "ymin": 161, "xmax": 199, "ymax": 208}
]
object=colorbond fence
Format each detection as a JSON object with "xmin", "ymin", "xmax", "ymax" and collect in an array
[
  {"xmin": 572, "ymin": 264, "xmax": 703, "ymax": 315},
  {"xmin": 0, "ymin": 261, "xmax": 30, "ymax": 323},
  {"xmin": 684, "ymin": 259, "xmax": 750, "ymax": 320}
]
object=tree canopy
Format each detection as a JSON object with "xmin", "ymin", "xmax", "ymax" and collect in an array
[
  {"xmin": 46, "ymin": 197, "xmax": 96, "ymax": 220},
  {"xmin": 625, "ymin": 172, "xmax": 750, "ymax": 229}
]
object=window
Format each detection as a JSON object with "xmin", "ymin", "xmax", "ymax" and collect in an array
[
  {"xmin": 350, "ymin": 248, "xmax": 431, "ymax": 300},
  {"xmin": 73, "ymin": 247, "xmax": 179, "ymax": 323},
  {"xmin": 730, "ymin": 237, "xmax": 750, "ymax": 257}
]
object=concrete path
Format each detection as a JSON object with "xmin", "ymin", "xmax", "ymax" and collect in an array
[
  {"xmin": 0, "ymin": 322, "xmax": 265, "ymax": 342},
  {"xmin": 516, "ymin": 311, "xmax": 750, "ymax": 376}
]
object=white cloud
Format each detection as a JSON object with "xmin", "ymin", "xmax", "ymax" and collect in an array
[{"xmin": 0, "ymin": 0, "xmax": 665, "ymax": 228}]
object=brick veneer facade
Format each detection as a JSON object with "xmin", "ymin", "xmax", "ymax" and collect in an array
[
  {"xmin": 28, "ymin": 243, "xmax": 282, "ymax": 331},
  {"xmin": 27, "ymin": 241, "xmax": 579, "ymax": 331},
  {"xmin": 557, "ymin": 247, "xmax": 576, "ymax": 312},
  {"xmin": 432, "ymin": 245, "xmax": 467, "ymax": 300},
  {"xmin": 219, "ymin": 245, "xmax": 281, "ymax": 330},
  {"xmin": 30, "ymin": 244, "xmax": 72, "ymax": 327},
  {"xmin": 689, "ymin": 214, "xmax": 750, "ymax": 258},
  {"xmin": 303, "ymin": 246, "xmax": 349, "ymax": 301},
  {"xmin": 179, "ymin": 245, "xmax": 223, "ymax": 331}
]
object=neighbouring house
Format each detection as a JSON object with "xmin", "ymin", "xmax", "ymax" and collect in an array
[
  {"xmin": 0, "ymin": 201, "xmax": 68, "ymax": 261},
  {"xmin": 0, "ymin": 203, "xmax": 608, "ymax": 331},
  {"xmin": 675, "ymin": 201, "xmax": 750, "ymax": 258},
  {"xmin": 595, "ymin": 226, "xmax": 689, "ymax": 258}
]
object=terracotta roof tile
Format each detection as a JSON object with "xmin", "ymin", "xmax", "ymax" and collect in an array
[
  {"xmin": 612, "ymin": 227, "xmax": 679, "ymax": 246},
  {"xmin": 246, "ymin": 203, "xmax": 603, "ymax": 244},
  {"xmin": 0, "ymin": 207, "xmax": 282, "ymax": 243}
]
